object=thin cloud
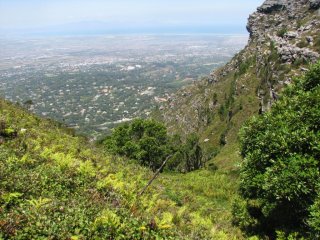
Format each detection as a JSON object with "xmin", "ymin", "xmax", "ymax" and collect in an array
[{"xmin": 0, "ymin": 0, "xmax": 264, "ymax": 34}]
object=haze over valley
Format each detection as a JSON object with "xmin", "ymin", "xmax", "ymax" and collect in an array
[{"xmin": 0, "ymin": 34, "xmax": 247, "ymax": 137}]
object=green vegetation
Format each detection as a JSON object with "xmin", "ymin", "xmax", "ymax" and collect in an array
[
  {"xmin": 297, "ymin": 39, "xmax": 309, "ymax": 48},
  {"xmin": 276, "ymin": 27, "xmax": 288, "ymax": 38},
  {"xmin": 1, "ymin": 100, "xmax": 245, "ymax": 239},
  {"xmin": 314, "ymin": 36, "xmax": 320, "ymax": 52},
  {"xmin": 233, "ymin": 62, "xmax": 320, "ymax": 239},
  {"xmin": 103, "ymin": 119, "xmax": 169, "ymax": 171},
  {"xmin": 293, "ymin": 58, "xmax": 309, "ymax": 68},
  {"xmin": 103, "ymin": 118, "xmax": 203, "ymax": 172},
  {"xmin": 159, "ymin": 170, "xmax": 242, "ymax": 239},
  {"xmin": 0, "ymin": 101, "xmax": 182, "ymax": 239},
  {"xmin": 236, "ymin": 56, "xmax": 255, "ymax": 77},
  {"xmin": 0, "ymin": 10, "xmax": 319, "ymax": 238}
]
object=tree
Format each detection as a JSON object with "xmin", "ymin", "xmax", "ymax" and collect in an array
[
  {"xmin": 104, "ymin": 119, "xmax": 204, "ymax": 173},
  {"xmin": 183, "ymin": 133, "xmax": 203, "ymax": 172},
  {"xmin": 233, "ymin": 62, "xmax": 320, "ymax": 239},
  {"xmin": 104, "ymin": 119, "xmax": 170, "ymax": 171}
]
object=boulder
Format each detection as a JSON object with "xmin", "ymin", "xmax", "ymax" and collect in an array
[
  {"xmin": 277, "ymin": 44, "xmax": 320, "ymax": 63},
  {"xmin": 284, "ymin": 31, "xmax": 298, "ymax": 39},
  {"xmin": 246, "ymin": 12, "xmax": 262, "ymax": 36},
  {"xmin": 208, "ymin": 72, "xmax": 219, "ymax": 84},
  {"xmin": 257, "ymin": 0, "xmax": 286, "ymax": 13}
]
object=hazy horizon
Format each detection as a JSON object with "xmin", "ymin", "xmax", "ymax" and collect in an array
[{"xmin": 0, "ymin": 0, "xmax": 264, "ymax": 36}]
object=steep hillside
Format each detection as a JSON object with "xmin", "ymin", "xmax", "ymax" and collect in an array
[
  {"xmin": 1, "ymin": 1, "xmax": 319, "ymax": 239},
  {"xmin": 158, "ymin": 0, "xmax": 320, "ymax": 169},
  {"xmin": 152, "ymin": 3, "xmax": 320, "ymax": 237},
  {"xmin": 0, "ymin": 99, "xmax": 178, "ymax": 239},
  {"xmin": 0, "ymin": 98, "xmax": 244, "ymax": 239}
]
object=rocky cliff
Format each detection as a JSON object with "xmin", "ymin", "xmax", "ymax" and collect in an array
[{"xmin": 158, "ymin": 0, "xmax": 320, "ymax": 167}]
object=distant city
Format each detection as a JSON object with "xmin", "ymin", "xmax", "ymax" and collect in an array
[{"xmin": 0, "ymin": 34, "xmax": 248, "ymax": 138}]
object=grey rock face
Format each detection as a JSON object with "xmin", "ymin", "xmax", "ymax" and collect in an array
[
  {"xmin": 284, "ymin": 31, "xmax": 298, "ymax": 39},
  {"xmin": 257, "ymin": 0, "xmax": 286, "ymax": 13},
  {"xmin": 271, "ymin": 36, "xmax": 320, "ymax": 63},
  {"xmin": 309, "ymin": 0, "xmax": 320, "ymax": 9},
  {"xmin": 278, "ymin": 46, "xmax": 319, "ymax": 62},
  {"xmin": 161, "ymin": 0, "xmax": 320, "ymax": 135}
]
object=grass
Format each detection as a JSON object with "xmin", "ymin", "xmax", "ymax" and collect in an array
[
  {"xmin": 0, "ymin": 99, "xmax": 176, "ymax": 239},
  {"xmin": 276, "ymin": 27, "xmax": 287, "ymax": 38},
  {"xmin": 314, "ymin": 35, "xmax": 320, "ymax": 52},
  {"xmin": 0, "ymin": 98, "xmax": 246, "ymax": 239},
  {"xmin": 297, "ymin": 40, "xmax": 309, "ymax": 48},
  {"xmin": 159, "ymin": 170, "xmax": 243, "ymax": 239}
]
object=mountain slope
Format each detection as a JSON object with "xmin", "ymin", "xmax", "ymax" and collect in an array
[
  {"xmin": 152, "ymin": 3, "xmax": 320, "ymax": 237},
  {"xmin": 1, "ymin": 99, "xmax": 201, "ymax": 239},
  {"xmin": 2, "ymin": 0, "xmax": 320, "ymax": 239},
  {"xmin": 0, "ymin": 100, "xmax": 242, "ymax": 239},
  {"xmin": 158, "ymin": 0, "xmax": 320, "ymax": 170}
]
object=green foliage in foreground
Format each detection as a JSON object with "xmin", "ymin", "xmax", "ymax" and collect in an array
[
  {"xmin": 159, "ymin": 170, "xmax": 243, "ymax": 239},
  {"xmin": 0, "ymin": 99, "xmax": 244, "ymax": 239},
  {"xmin": 103, "ymin": 119, "xmax": 203, "ymax": 172},
  {"xmin": 0, "ymin": 102, "xmax": 180, "ymax": 239},
  {"xmin": 233, "ymin": 62, "xmax": 320, "ymax": 239}
]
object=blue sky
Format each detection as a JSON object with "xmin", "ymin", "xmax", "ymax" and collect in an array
[{"xmin": 0, "ymin": 0, "xmax": 265, "ymax": 34}]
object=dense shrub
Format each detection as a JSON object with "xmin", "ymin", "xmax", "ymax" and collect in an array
[
  {"xmin": 233, "ymin": 62, "xmax": 320, "ymax": 238},
  {"xmin": 103, "ymin": 119, "xmax": 203, "ymax": 172},
  {"xmin": 0, "ymin": 101, "xmax": 178, "ymax": 239}
]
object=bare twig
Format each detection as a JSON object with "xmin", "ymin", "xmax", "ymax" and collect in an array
[{"xmin": 138, "ymin": 155, "xmax": 172, "ymax": 196}]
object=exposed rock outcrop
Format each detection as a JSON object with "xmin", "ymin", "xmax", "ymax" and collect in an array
[
  {"xmin": 160, "ymin": 0, "xmax": 320, "ymax": 139},
  {"xmin": 257, "ymin": 0, "xmax": 286, "ymax": 13},
  {"xmin": 270, "ymin": 35, "xmax": 320, "ymax": 63},
  {"xmin": 247, "ymin": 0, "xmax": 320, "ymax": 63}
]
